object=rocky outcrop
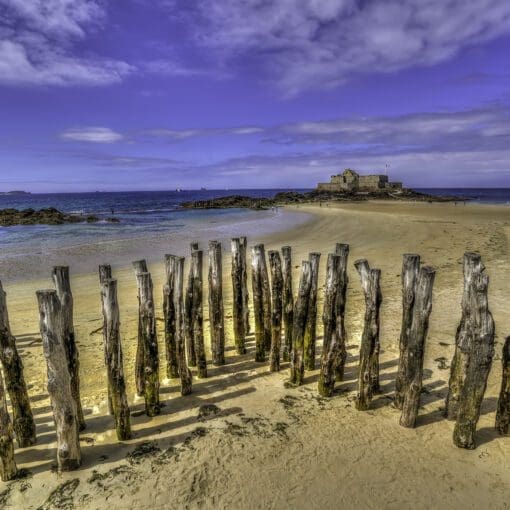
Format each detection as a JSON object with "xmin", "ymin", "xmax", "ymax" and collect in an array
[{"xmin": 0, "ymin": 207, "xmax": 102, "ymax": 227}]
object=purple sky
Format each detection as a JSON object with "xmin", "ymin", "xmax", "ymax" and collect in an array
[{"xmin": 1, "ymin": 0, "xmax": 510, "ymax": 192}]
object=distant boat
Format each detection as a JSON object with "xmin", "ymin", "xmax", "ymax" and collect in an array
[
  {"xmin": 201, "ymin": 187, "xmax": 207, "ymax": 191},
  {"xmin": 0, "ymin": 190, "xmax": 31, "ymax": 196},
  {"xmin": 176, "ymin": 188, "xmax": 183, "ymax": 192}
]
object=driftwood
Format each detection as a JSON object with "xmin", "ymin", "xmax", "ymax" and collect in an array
[
  {"xmin": 251, "ymin": 245, "xmax": 266, "ymax": 362},
  {"xmin": 208, "ymin": 241, "xmax": 225, "ymax": 365},
  {"xmin": 136, "ymin": 272, "xmax": 160, "ymax": 416},
  {"xmin": 101, "ymin": 278, "xmax": 131, "ymax": 440},
  {"xmin": 495, "ymin": 336, "xmax": 510, "ymax": 435},
  {"xmin": 173, "ymin": 256, "xmax": 193, "ymax": 395},
  {"xmin": 0, "ymin": 373, "xmax": 17, "ymax": 481},
  {"xmin": 184, "ymin": 245, "xmax": 198, "ymax": 368},
  {"xmin": 0, "ymin": 281, "xmax": 36, "ymax": 447},
  {"xmin": 240, "ymin": 236, "xmax": 250, "ymax": 335},
  {"xmin": 36, "ymin": 290, "xmax": 81, "ymax": 472},
  {"xmin": 231, "ymin": 238, "xmax": 246, "ymax": 354},
  {"xmin": 163, "ymin": 255, "xmax": 179, "ymax": 379},
  {"xmin": 304, "ymin": 253, "xmax": 321, "ymax": 370},
  {"xmin": 268, "ymin": 250, "xmax": 283, "ymax": 371},
  {"xmin": 394, "ymin": 254, "xmax": 421, "ymax": 410},
  {"xmin": 354, "ymin": 259, "xmax": 382, "ymax": 411},
  {"xmin": 281, "ymin": 246, "xmax": 294, "ymax": 363},
  {"xmin": 318, "ymin": 253, "xmax": 342, "ymax": 396},
  {"xmin": 289, "ymin": 260, "xmax": 312, "ymax": 386},
  {"xmin": 399, "ymin": 266, "xmax": 435, "ymax": 428},
  {"xmin": 52, "ymin": 266, "xmax": 85, "ymax": 431},
  {"xmin": 334, "ymin": 243, "xmax": 349, "ymax": 380},
  {"xmin": 98, "ymin": 265, "xmax": 113, "ymax": 416},
  {"xmin": 189, "ymin": 248, "xmax": 207, "ymax": 378}
]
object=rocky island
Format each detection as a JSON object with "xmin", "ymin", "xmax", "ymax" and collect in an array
[{"xmin": 0, "ymin": 207, "xmax": 107, "ymax": 227}]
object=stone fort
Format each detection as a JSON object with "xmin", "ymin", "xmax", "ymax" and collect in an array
[{"xmin": 317, "ymin": 169, "xmax": 403, "ymax": 193}]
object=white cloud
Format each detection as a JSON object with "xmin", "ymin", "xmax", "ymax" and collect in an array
[
  {"xmin": 174, "ymin": 0, "xmax": 510, "ymax": 95},
  {"xmin": 60, "ymin": 127, "xmax": 124, "ymax": 143},
  {"xmin": 0, "ymin": 0, "xmax": 133, "ymax": 86}
]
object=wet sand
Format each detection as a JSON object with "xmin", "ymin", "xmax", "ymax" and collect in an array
[{"xmin": 2, "ymin": 201, "xmax": 510, "ymax": 509}]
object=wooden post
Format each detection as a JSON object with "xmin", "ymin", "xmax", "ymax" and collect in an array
[
  {"xmin": 208, "ymin": 241, "xmax": 225, "ymax": 365},
  {"xmin": 0, "ymin": 373, "xmax": 17, "ymax": 481},
  {"xmin": 52, "ymin": 266, "xmax": 85, "ymax": 431},
  {"xmin": 394, "ymin": 254, "xmax": 421, "ymax": 410},
  {"xmin": 36, "ymin": 290, "xmax": 81, "ymax": 472},
  {"xmin": 231, "ymin": 238, "xmax": 246, "ymax": 354},
  {"xmin": 184, "ymin": 245, "xmax": 197, "ymax": 368},
  {"xmin": 281, "ymin": 246, "xmax": 293, "ymax": 363},
  {"xmin": 98, "ymin": 264, "xmax": 112, "ymax": 285},
  {"xmin": 251, "ymin": 245, "xmax": 266, "ymax": 362},
  {"xmin": 354, "ymin": 259, "xmax": 382, "ymax": 411},
  {"xmin": 304, "ymin": 252, "xmax": 321, "ymax": 370},
  {"xmin": 132, "ymin": 259, "xmax": 148, "ymax": 275},
  {"xmin": 334, "ymin": 243, "xmax": 349, "ymax": 380},
  {"xmin": 163, "ymin": 255, "xmax": 179, "ymax": 379},
  {"xmin": 0, "ymin": 281, "xmax": 36, "ymax": 447},
  {"xmin": 290, "ymin": 261, "xmax": 312, "ymax": 386},
  {"xmin": 495, "ymin": 337, "xmax": 510, "ymax": 435},
  {"xmin": 174, "ymin": 257, "xmax": 193, "ymax": 395},
  {"xmin": 318, "ymin": 253, "xmax": 342, "ymax": 396},
  {"xmin": 189, "ymin": 248, "xmax": 207, "ymax": 378},
  {"xmin": 240, "ymin": 236, "xmax": 250, "ymax": 335},
  {"xmin": 258, "ymin": 245, "xmax": 272, "ymax": 352},
  {"xmin": 447, "ymin": 254, "xmax": 495, "ymax": 449},
  {"xmin": 399, "ymin": 266, "xmax": 435, "ymax": 428},
  {"xmin": 268, "ymin": 250, "xmax": 283, "ymax": 372},
  {"xmin": 101, "ymin": 278, "xmax": 131, "ymax": 440},
  {"xmin": 136, "ymin": 272, "xmax": 160, "ymax": 416},
  {"xmin": 133, "ymin": 261, "xmax": 148, "ymax": 394}
]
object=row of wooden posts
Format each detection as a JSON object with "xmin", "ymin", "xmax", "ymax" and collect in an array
[{"xmin": 0, "ymin": 240, "xmax": 509, "ymax": 480}]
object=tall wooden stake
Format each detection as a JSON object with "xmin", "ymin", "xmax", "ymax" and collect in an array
[
  {"xmin": 251, "ymin": 245, "xmax": 266, "ymax": 362},
  {"xmin": 399, "ymin": 266, "xmax": 435, "ymax": 428},
  {"xmin": 184, "ymin": 245, "xmax": 197, "ymax": 368},
  {"xmin": 258, "ymin": 245, "xmax": 272, "ymax": 352},
  {"xmin": 189, "ymin": 248, "xmax": 207, "ymax": 378},
  {"xmin": 394, "ymin": 254, "xmax": 421, "ymax": 410},
  {"xmin": 290, "ymin": 260, "xmax": 312, "ymax": 386},
  {"xmin": 495, "ymin": 337, "xmax": 510, "ymax": 435},
  {"xmin": 101, "ymin": 278, "xmax": 131, "ymax": 440},
  {"xmin": 208, "ymin": 241, "xmax": 226, "ymax": 365},
  {"xmin": 174, "ymin": 257, "xmax": 193, "ymax": 395},
  {"xmin": 268, "ymin": 250, "xmax": 283, "ymax": 372},
  {"xmin": 354, "ymin": 259, "xmax": 382, "ymax": 411},
  {"xmin": 163, "ymin": 255, "xmax": 179, "ymax": 379},
  {"xmin": 0, "ymin": 373, "xmax": 17, "ymax": 481},
  {"xmin": 37, "ymin": 290, "xmax": 81, "ymax": 472},
  {"xmin": 304, "ymin": 252, "xmax": 321, "ymax": 370},
  {"xmin": 136, "ymin": 272, "xmax": 160, "ymax": 416},
  {"xmin": 281, "ymin": 246, "xmax": 294, "ymax": 363},
  {"xmin": 0, "ymin": 281, "xmax": 36, "ymax": 447},
  {"xmin": 240, "ymin": 236, "xmax": 250, "ymax": 335},
  {"xmin": 52, "ymin": 266, "xmax": 85, "ymax": 431},
  {"xmin": 231, "ymin": 238, "xmax": 246, "ymax": 354},
  {"xmin": 334, "ymin": 243, "xmax": 349, "ymax": 380},
  {"xmin": 98, "ymin": 265, "xmax": 113, "ymax": 415}
]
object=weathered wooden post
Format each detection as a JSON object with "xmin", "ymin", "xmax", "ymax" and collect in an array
[
  {"xmin": 304, "ymin": 253, "xmax": 321, "ymax": 370},
  {"xmin": 399, "ymin": 266, "xmax": 435, "ymax": 428},
  {"xmin": 0, "ymin": 374, "xmax": 17, "ymax": 481},
  {"xmin": 36, "ymin": 290, "xmax": 81, "ymax": 472},
  {"xmin": 354, "ymin": 259, "xmax": 382, "ymax": 411},
  {"xmin": 208, "ymin": 241, "xmax": 226, "ymax": 365},
  {"xmin": 251, "ymin": 245, "xmax": 266, "ymax": 362},
  {"xmin": 268, "ymin": 250, "xmax": 283, "ymax": 371},
  {"xmin": 163, "ymin": 255, "xmax": 179, "ymax": 379},
  {"xmin": 281, "ymin": 246, "xmax": 293, "ymax": 362},
  {"xmin": 290, "ymin": 260, "xmax": 312, "ymax": 386},
  {"xmin": 174, "ymin": 256, "xmax": 193, "ymax": 394},
  {"xmin": 101, "ymin": 278, "xmax": 131, "ymax": 440},
  {"xmin": 495, "ymin": 337, "xmax": 510, "ymax": 435},
  {"xmin": 52, "ymin": 266, "xmax": 85, "ymax": 431},
  {"xmin": 136, "ymin": 272, "xmax": 160, "ymax": 416},
  {"xmin": 259, "ymin": 245, "xmax": 272, "ymax": 352},
  {"xmin": 334, "ymin": 243, "xmax": 349, "ymax": 380},
  {"xmin": 132, "ymin": 259, "xmax": 148, "ymax": 275},
  {"xmin": 231, "ymin": 238, "xmax": 246, "ymax": 354},
  {"xmin": 0, "ymin": 281, "xmax": 36, "ymax": 447},
  {"xmin": 394, "ymin": 254, "xmax": 421, "ymax": 410},
  {"xmin": 98, "ymin": 264, "xmax": 112, "ymax": 285},
  {"xmin": 240, "ymin": 236, "xmax": 250, "ymax": 335},
  {"xmin": 445, "ymin": 253, "xmax": 495, "ymax": 448},
  {"xmin": 133, "ymin": 260, "xmax": 148, "ymax": 394},
  {"xmin": 184, "ymin": 245, "xmax": 198, "ymax": 368}
]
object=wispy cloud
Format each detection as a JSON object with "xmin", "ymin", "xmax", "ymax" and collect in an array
[
  {"xmin": 60, "ymin": 127, "xmax": 124, "ymax": 143},
  {"xmin": 144, "ymin": 126, "xmax": 264, "ymax": 140}
]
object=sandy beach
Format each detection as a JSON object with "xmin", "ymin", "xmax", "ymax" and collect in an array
[{"xmin": 1, "ymin": 200, "xmax": 510, "ymax": 509}]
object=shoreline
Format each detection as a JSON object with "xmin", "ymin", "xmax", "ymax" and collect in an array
[{"xmin": 2, "ymin": 200, "xmax": 509, "ymax": 509}]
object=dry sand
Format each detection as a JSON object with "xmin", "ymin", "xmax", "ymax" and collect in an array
[{"xmin": 1, "ymin": 200, "xmax": 509, "ymax": 509}]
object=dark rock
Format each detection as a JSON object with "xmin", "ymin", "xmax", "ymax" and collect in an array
[{"xmin": 0, "ymin": 207, "xmax": 102, "ymax": 227}]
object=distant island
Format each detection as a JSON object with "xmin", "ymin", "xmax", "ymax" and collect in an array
[
  {"xmin": 0, "ymin": 190, "xmax": 32, "ymax": 196},
  {"xmin": 0, "ymin": 207, "xmax": 119, "ymax": 227}
]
